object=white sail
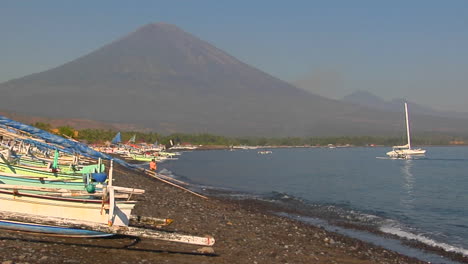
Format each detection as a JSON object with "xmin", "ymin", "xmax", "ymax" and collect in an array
[
  {"xmin": 386, "ymin": 102, "xmax": 426, "ymax": 158},
  {"xmin": 405, "ymin": 103, "xmax": 411, "ymax": 149}
]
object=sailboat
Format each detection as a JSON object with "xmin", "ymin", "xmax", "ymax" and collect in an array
[
  {"xmin": 386, "ymin": 102, "xmax": 426, "ymax": 158},
  {"xmin": 128, "ymin": 134, "xmax": 136, "ymax": 144},
  {"xmin": 111, "ymin": 132, "xmax": 121, "ymax": 145}
]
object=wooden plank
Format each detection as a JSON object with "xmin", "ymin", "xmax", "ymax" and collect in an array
[{"xmin": 0, "ymin": 211, "xmax": 215, "ymax": 246}]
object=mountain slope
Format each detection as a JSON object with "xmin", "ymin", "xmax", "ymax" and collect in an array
[{"xmin": 1, "ymin": 23, "xmax": 467, "ymax": 136}]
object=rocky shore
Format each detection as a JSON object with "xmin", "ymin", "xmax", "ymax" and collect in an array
[{"xmin": 0, "ymin": 163, "xmax": 442, "ymax": 264}]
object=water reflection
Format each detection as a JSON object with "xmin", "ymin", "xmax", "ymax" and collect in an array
[{"xmin": 400, "ymin": 160, "xmax": 415, "ymax": 209}]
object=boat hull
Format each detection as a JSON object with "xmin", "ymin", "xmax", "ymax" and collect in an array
[
  {"xmin": 0, "ymin": 174, "xmax": 90, "ymax": 191},
  {"xmin": 386, "ymin": 148, "xmax": 426, "ymax": 157},
  {"xmin": 0, "ymin": 162, "xmax": 84, "ymax": 180},
  {"xmin": 18, "ymin": 159, "xmax": 105, "ymax": 174},
  {"xmin": 0, "ymin": 220, "xmax": 112, "ymax": 237},
  {"xmin": 0, "ymin": 190, "xmax": 135, "ymax": 226},
  {"xmin": 131, "ymin": 155, "xmax": 155, "ymax": 162}
]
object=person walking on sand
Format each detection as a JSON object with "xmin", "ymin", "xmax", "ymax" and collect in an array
[{"xmin": 149, "ymin": 159, "xmax": 157, "ymax": 172}]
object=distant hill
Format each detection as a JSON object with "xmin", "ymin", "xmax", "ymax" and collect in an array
[
  {"xmin": 0, "ymin": 111, "xmax": 143, "ymax": 131},
  {"xmin": 343, "ymin": 90, "xmax": 468, "ymax": 120},
  {"xmin": 1, "ymin": 23, "xmax": 468, "ymax": 137}
]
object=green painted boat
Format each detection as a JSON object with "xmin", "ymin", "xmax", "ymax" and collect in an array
[
  {"xmin": 0, "ymin": 174, "xmax": 96, "ymax": 192},
  {"xmin": 18, "ymin": 159, "xmax": 105, "ymax": 174},
  {"xmin": 0, "ymin": 161, "xmax": 85, "ymax": 180},
  {"xmin": 130, "ymin": 154, "xmax": 155, "ymax": 162}
]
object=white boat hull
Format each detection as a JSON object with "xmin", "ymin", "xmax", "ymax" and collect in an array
[
  {"xmin": 386, "ymin": 148, "xmax": 426, "ymax": 157},
  {"xmin": 0, "ymin": 190, "xmax": 135, "ymax": 226}
]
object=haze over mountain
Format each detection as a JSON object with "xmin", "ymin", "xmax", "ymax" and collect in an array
[
  {"xmin": 1, "ymin": 23, "xmax": 467, "ymax": 137},
  {"xmin": 343, "ymin": 90, "xmax": 468, "ymax": 120}
]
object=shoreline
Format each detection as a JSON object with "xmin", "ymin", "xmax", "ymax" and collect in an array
[
  {"xmin": 225, "ymin": 196, "xmax": 468, "ymax": 264},
  {"xmin": 193, "ymin": 145, "xmax": 466, "ymax": 151},
  {"xmin": 202, "ymin": 187, "xmax": 468, "ymax": 264},
  {"xmin": 0, "ymin": 163, "xmax": 464, "ymax": 263}
]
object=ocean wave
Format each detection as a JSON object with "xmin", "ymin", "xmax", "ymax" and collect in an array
[
  {"xmin": 380, "ymin": 225, "xmax": 468, "ymax": 257},
  {"xmin": 158, "ymin": 168, "xmax": 175, "ymax": 177},
  {"xmin": 256, "ymin": 192, "xmax": 468, "ymax": 261},
  {"xmin": 280, "ymin": 213, "xmax": 463, "ymax": 264},
  {"xmin": 157, "ymin": 174, "xmax": 468, "ymax": 262}
]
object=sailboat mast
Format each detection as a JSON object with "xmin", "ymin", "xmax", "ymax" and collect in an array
[{"xmin": 405, "ymin": 102, "xmax": 411, "ymax": 150}]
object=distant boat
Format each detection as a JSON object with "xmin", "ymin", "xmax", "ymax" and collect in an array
[
  {"xmin": 111, "ymin": 132, "xmax": 121, "ymax": 145},
  {"xmin": 386, "ymin": 103, "xmax": 426, "ymax": 158},
  {"xmin": 258, "ymin": 150, "xmax": 272, "ymax": 155},
  {"xmin": 130, "ymin": 154, "xmax": 156, "ymax": 162},
  {"xmin": 128, "ymin": 134, "xmax": 136, "ymax": 144}
]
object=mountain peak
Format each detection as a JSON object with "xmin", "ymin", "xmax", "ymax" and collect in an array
[
  {"xmin": 135, "ymin": 22, "xmax": 183, "ymax": 34},
  {"xmin": 113, "ymin": 21, "xmax": 241, "ymax": 69}
]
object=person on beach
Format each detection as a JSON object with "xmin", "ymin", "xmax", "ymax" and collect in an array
[{"xmin": 149, "ymin": 158, "xmax": 157, "ymax": 172}]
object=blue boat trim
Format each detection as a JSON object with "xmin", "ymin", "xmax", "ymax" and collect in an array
[{"xmin": 0, "ymin": 220, "xmax": 113, "ymax": 238}]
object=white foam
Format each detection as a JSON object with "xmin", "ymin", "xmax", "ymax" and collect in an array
[
  {"xmin": 281, "ymin": 213, "xmax": 463, "ymax": 264},
  {"xmin": 158, "ymin": 168, "xmax": 174, "ymax": 177},
  {"xmin": 380, "ymin": 226, "xmax": 468, "ymax": 257}
]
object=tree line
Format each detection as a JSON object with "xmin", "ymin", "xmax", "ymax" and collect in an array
[{"xmin": 31, "ymin": 122, "xmax": 467, "ymax": 147}]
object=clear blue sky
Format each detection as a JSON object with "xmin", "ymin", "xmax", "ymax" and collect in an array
[{"xmin": 1, "ymin": 0, "xmax": 468, "ymax": 111}]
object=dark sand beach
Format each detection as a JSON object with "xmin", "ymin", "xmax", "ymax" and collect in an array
[{"xmin": 0, "ymin": 163, "xmax": 451, "ymax": 264}]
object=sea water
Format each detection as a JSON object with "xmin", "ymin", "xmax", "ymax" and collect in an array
[{"xmin": 160, "ymin": 146, "xmax": 468, "ymax": 262}]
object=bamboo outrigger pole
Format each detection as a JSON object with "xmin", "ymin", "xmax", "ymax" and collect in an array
[
  {"xmin": 0, "ymin": 211, "xmax": 214, "ymax": 246},
  {"xmin": 141, "ymin": 169, "xmax": 208, "ymax": 200}
]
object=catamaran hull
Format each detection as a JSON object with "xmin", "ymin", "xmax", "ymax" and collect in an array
[{"xmin": 386, "ymin": 149, "xmax": 426, "ymax": 157}]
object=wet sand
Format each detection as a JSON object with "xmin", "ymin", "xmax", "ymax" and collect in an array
[{"xmin": 0, "ymin": 163, "xmax": 451, "ymax": 264}]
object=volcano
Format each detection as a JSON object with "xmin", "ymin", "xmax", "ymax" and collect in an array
[{"xmin": 0, "ymin": 23, "xmax": 466, "ymax": 136}]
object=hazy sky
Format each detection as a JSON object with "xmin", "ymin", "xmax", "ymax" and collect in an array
[{"xmin": 1, "ymin": 0, "xmax": 468, "ymax": 111}]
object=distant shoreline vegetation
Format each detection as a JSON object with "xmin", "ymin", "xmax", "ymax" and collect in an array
[{"xmin": 32, "ymin": 122, "xmax": 467, "ymax": 147}]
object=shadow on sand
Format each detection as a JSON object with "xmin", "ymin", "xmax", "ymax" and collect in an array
[{"xmin": 0, "ymin": 231, "xmax": 218, "ymax": 257}]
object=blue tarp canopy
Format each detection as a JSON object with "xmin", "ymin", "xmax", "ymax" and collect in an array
[
  {"xmin": 20, "ymin": 138, "xmax": 75, "ymax": 155},
  {"xmin": 0, "ymin": 115, "xmax": 135, "ymax": 169}
]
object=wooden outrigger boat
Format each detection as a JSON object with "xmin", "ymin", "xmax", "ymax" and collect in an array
[
  {"xmin": 0, "ymin": 211, "xmax": 214, "ymax": 245},
  {"xmin": 0, "ymin": 184, "xmax": 215, "ymax": 245},
  {"xmin": 0, "ymin": 117, "xmax": 216, "ymax": 246},
  {"xmin": 0, "ymin": 188, "xmax": 135, "ymax": 225},
  {"xmin": 0, "ymin": 161, "xmax": 88, "ymax": 180},
  {"xmin": 16, "ymin": 157, "xmax": 105, "ymax": 174},
  {"xmin": 0, "ymin": 161, "xmax": 215, "ymax": 246},
  {"xmin": 18, "ymin": 151, "xmax": 97, "ymax": 166},
  {"xmin": 0, "ymin": 160, "xmax": 130, "ymax": 233},
  {"xmin": 5, "ymin": 160, "xmax": 104, "ymax": 176},
  {"xmin": 0, "ymin": 174, "xmax": 96, "ymax": 192},
  {"xmin": 130, "ymin": 154, "xmax": 155, "ymax": 162},
  {"xmin": 0, "ymin": 219, "xmax": 114, "ymax": 237},
  {"xmin": 0, "ymin": 146, "xmax": 105, "ymax": 175}
]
